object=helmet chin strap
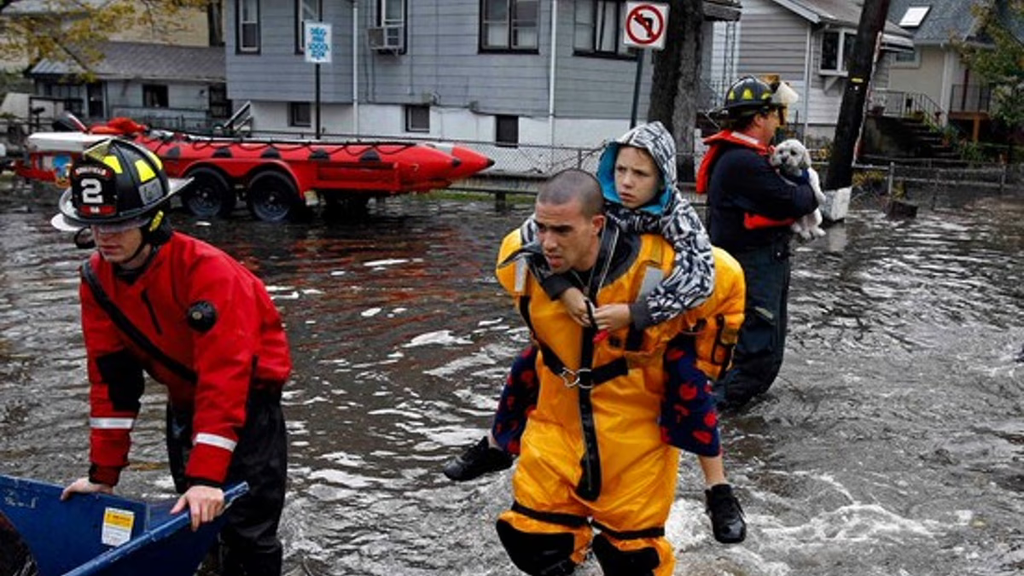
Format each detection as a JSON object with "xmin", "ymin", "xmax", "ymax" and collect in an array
[
  {"xmin": 118, "ymin": 210, "xmax": 171, "ymax": 275},
  {"xmin": 73, "ymin": 228, "xmax": 95, "ymax": 250},
  {"xmin": 123, "ymin": 237, "xmax": 152, "ymax": 266},
  {"xmin": 118, "ymin": 212, "xmax": 162, "ymax": 272}
]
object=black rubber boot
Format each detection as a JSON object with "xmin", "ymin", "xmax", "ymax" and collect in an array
[
  {"xmin": 442, "ymin": 436, "xmax": 514, "ymax": 481},
  {"xmin": 705, "ymin": 483, "xmax": 747, "ymax": 544}
]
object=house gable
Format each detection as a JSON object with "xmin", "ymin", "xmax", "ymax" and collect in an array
[{"xmin": 734, "ymin": 0, "xmax": 911, "ymax": 138}]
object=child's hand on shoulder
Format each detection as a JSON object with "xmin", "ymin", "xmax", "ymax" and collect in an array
[
  {"xmin": 594, "ymin": 304, "xmax": 631, "ymax": 332},
  {"xmin": 560, "ymin": 288, "xmax": 590, "ymax": 326}
]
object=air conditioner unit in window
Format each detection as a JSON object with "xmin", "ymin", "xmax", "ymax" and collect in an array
[{"xmin": 367, "ymin": 25, "xmax": 404, "ymax": 51}]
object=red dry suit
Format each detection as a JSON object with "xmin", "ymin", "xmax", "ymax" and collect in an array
[{"xmin": 80, "ymin": 232, "xmax": 291, "ymax": 487}]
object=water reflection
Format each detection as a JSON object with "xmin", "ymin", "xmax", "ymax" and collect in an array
[{"xmin": 1, "ymin": 188, "xmax": 1022, "ymax": 575}]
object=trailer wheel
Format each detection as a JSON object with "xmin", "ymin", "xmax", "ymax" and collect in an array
[
  {"xmin": 181, "ymin": 168, "xmax": 235, "ymax": 218},
  {"xmin": 247, "ymin": 172, "xmax": 296, "ymax": 223}
]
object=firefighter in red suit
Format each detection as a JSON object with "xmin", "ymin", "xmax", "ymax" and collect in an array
[{"xmin": 52, "ymin": 139, "xmax": 291, "ymax": 576}]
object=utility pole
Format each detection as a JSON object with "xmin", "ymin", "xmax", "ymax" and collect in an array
[
  {"xmin": 824, "ymin": 0, "xmax": 891, "ymax": 190},
  {"xmin": 647, "ymin": 0, "xmax": 703, "ymax": 181}
]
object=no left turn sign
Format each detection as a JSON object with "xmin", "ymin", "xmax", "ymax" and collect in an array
[{"xmin": 623, "ymin": 2, "xmax": 669, "ymax": 50}]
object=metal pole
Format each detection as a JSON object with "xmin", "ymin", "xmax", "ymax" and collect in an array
[
  {"xmin": 547, "ymin": 0, "xmax": 558, "ymax": 148},
  {"xmin": 629, "ymin": 50, "xmax": 644, "ymax": 128},
  {"xmin": 315, "ymin": 63, "xmax": 321, "ymax": 137},
  {"xmin": 315, "ymin": 0, "xmax": 324, "ymax": 137},
  {"xmin": 352, "ymin": 1, "xmax": 359, "ymax": 135}
]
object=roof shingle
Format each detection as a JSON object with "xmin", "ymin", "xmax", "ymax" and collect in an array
[{"xmin": 30, "ymin": 41, "xmax": 224, "ymax": 83}]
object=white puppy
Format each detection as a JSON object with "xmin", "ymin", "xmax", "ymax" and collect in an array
[{"xmin": 770, "ymin": 139, "xmax": 827, "ymax": 240}]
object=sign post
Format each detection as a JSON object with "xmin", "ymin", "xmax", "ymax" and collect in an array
[
  {"xmin": 304, "ymin": 21, "xmax": 332, "ymax": 136},
  {"xmin": 623, "ymin": 2, "xmax": 669, "ymax": 128}
]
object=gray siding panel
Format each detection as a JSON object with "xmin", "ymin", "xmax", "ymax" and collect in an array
[
  {"xmin": 226, "ymin": 1, "xmax": 703, "ymax": 122},
  {"xmin": 736, "ymin": 0, "xmax": 808, "ymax": 80},
  {"xmin": 362, "ymin": 0, "xmax": 550, "ymax": 115},
  {"xmin": 228, "ymin": 0, "xmax": 351, "ymax": 103}
]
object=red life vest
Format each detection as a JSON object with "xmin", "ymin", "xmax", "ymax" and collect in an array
[{"xmin": 696, "ymin": 130, "xmax": 796, "ymax": 230}]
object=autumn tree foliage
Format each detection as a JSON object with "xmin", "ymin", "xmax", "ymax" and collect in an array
[
  {"xmin": 0, "ymin": 0, "xmax": 221, "ymax": 71},
  {"xmin": 955, "ymin": 0, "xmax": 1024, "ymax": 138}
]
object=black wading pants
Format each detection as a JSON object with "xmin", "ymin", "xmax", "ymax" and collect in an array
[
  {"xmin": 167, "ymin": 388, "xmax": 287, "ymax": 576},
  {"xmin": 714, "ymin": 239, "xmax": 791, "ymax": 409}
]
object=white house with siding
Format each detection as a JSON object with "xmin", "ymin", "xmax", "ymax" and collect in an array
[
  {"xmin": 724, "ymin": 0, "xmax": 913, "ymax": 142},
  {"xmin": 884, "ymin": 0, "xmax": 1018, "ymax": 142},
  {"xmin": 226, "ymin": 0, "xmax": 742, "ymax": 148}
]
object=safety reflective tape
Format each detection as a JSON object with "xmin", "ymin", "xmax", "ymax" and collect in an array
[
  {"xmin": 514, "ymin": 260, "xmax": 526, "ymax": 293},
  {"xmin": 134, "ymin": 158, "xmax": 156, "ymax": 182},
  {"xmin": 90, "ymin": 417, "xmax": 135, "ymax": 429},
  {"xmin": 639, "ymin": 266, "xmax": 664, "ymax": 297},
  {"xmin": 195, "ymin": 432, "xmax": 237, "ymax": 452},
  {"xmin": 103, "ymin": 156, "xmax": 124, "ymax": 174}
]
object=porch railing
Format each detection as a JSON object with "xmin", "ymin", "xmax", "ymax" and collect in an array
[
  {"xmin": 869, "ymin": 89, "xmax": 947, "ymax": 123},
  {"xmin": 109, "ymin": 106, "xmax": 212, "ymax": 133}
]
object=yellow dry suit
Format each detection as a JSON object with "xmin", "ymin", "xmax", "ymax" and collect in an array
[
  {"xmin": 494, "ymin": 226, "xmax": 690, "ymax": 576},
  {"xmin": 657, "ymin": 245, "xmax": 745, "ymax": 454},
  {"xmin": 688, "ymin": 246, "xmax": 745, "ymax": 382}
]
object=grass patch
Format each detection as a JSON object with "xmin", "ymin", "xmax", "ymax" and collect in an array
[{"xmin": 422, "ymin": 189, "xmax": 536, "ymax": 204}]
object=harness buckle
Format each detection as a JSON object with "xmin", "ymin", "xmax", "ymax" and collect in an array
[{"xmin": 559, "ymin": 367, "xmax": 593, "ymax": 389}]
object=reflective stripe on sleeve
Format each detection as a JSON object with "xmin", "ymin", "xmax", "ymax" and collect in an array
[
  {"xmin": 194, "ymin": 432, "xmax": 237, "ymax": 452},
  {"xmin": 90, "ymin": 417, "xmax": 135, "ymax": 429}
]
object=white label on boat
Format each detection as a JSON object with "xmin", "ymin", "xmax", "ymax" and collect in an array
[{"xmin": 101, "ymin": 507, "xmax": 135, "ymax": 547}]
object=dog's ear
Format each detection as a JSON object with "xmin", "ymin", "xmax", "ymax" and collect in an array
[{"xmin": 800, "ymin": 145, "xmax": 811, "ymax": 169}]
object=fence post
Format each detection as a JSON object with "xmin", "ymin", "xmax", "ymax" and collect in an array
[{"xmin": 887, "ymin": 162, "xmax": 895, "ymax": 196}]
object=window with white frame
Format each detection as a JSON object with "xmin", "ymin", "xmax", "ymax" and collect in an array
[
  {"xmin": 237, "ymin": 0, "xmax": 260, "ymax": 53},
  {"xmin": 573, "ymin": 0, "xmax": 632, "ymax": 57},
  {"xmin": 379, "ymin": 0, "xmax": 405, "ymax": 26},
  {"xmin": 289, "ymin": 102, "xmax": 311, "ymax": 127},
  {"xmin": 371, "ymin": 0, "xmax": 406, "ymax": 52},
  {"xmin": 296, "ymin": 0, "xmax": 320, "ymax": 53},
  {"xmin": 820, "ymin": 29, "xmax": 856, "ymax": 74},
  {"xmin": 405, "ymin": 105, "xmax": 430, "ymax": 133},
  {"xmin": 893, "ymin": 47, "xmax": 920, "ymax": 67},
  {"xmin": 481, "ymin": 0, "xmax": 539, "ymax": 51}
]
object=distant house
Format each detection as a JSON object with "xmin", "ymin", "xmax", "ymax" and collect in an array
[
  {"xmin": 27, "ymin": 42, "xmax": 228, "ymax": 131},
  {"xmin": 884, "ymin": 0, "xmax": 1020, "ymax": 142},
  {"xmin": 225, "ymin": 0, "xmax": 742, "ymax": 147},
  {"xmin": 726, "ymin": 0, "xmax": 914, "ymax": 142},
  {"xmin": 1, "ymin": 1, "xmax": 221, "ymax": 127}
]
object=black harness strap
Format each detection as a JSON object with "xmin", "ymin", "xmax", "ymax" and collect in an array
[
  {"xmin": 574, "ymin": 324, "xmax": 603, "ymax": 502},
  {"xmin": 591, "ymin": 519, "xmax": 665, "ymax": 541},
  {"xmin": 511, "ymin": 501, "xmax": 588, "ymax": 529},
  {"xmin": 510, "ymin": 502, "xmax": 665, "ymax": 541},
  {"xmin": 709, "ymin": 313, "xmax": 735, "ymax": 381},
  {"xmin": 537, "ymin": 343, "xmax": 629, "ymax": 388},
  {"xmin": 82, "ymin": 260, "xmax": 198, "ymax": 385},
  {"xmin": 518, "ymin": 296, "xmax": 535, "ymax": 335}
]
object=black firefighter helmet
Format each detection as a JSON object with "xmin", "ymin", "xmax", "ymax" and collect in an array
[
  {"xmin": 717, "ymin": 75, "xmax": 800, "ymax": 122},
  {"xmin": 51, "ymin": 138, "xmax": 191, "ymax": 234}
]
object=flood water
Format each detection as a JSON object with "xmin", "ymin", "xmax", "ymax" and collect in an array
[{"xmin": 1, "ymin": 184, "xmax": 1022, "ymax": 576}]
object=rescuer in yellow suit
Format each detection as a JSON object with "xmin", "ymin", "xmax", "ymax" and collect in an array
[{"xmin": 493, "ymin": 168, "xmax": 744, "ymax": 576}]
